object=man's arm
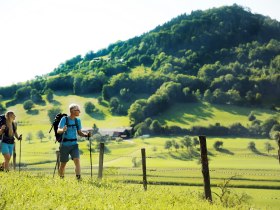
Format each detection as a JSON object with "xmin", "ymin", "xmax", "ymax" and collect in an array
[
  {"xmin": 57, "ymin": 117, "xmax": 67, "ymax": 134},
  {"xmin": 77, "ymin": 130, "xmax": 90, "ymax": 137},
  {"xmin": 57, "ymin": 126, "xmax": 67, "ymax": 134}
]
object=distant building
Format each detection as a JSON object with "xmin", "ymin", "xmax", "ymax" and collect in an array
[{"xmin": 98, "ymin": 127, "xmax": 132, "ymax": 139}]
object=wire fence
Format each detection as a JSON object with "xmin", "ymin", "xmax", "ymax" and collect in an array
[{"xmin": 9, "ymin": 144, "xmax": 280, "ymax": 192}]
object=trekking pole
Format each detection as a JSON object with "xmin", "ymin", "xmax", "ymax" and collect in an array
[
  {"xmin": 19, "ymin": 135, "xmax": 22, "ymax": 173},
  {"xmin": 278, "ymin": 132, "xmax": 280, "ymax": 164},
  {"xmin": 89, "ymin": 134, "xmax": 93, "ymax": 179},
  {"xmin": 13, "ymin": 144, "xmax": 16, "ymax": 171},
  {"xmin": 53, "ymin": 150, "xmax": 59, "ymax": 178},
  {"xmin": 49, "ymin": 124, "xmax": 54, "ymax": 133},
  {"xmin": 53, "ymin": 133, "xmax": 64, "ymax": 178}
]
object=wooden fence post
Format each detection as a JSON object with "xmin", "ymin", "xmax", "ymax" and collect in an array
[
  {"xmin": 98, "ymin": 143, "xmax": 105, "ymax": 180},
  {"xmin": 141, "ymin": 148, "xmax": 147, "ymax": 191},
  {"xmin": 199, "ymin": 135, "xmax": 212, "ymax": 202},
  {"xmin": 277, "ymin": 132, "xmax": 280, "ymax": 164}
]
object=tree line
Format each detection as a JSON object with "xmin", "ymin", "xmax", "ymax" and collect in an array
[{"xmin": 0, "ymin": 5, "xmax": 279, "ymax": 138}]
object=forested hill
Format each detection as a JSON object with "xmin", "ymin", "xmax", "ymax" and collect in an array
[
  {"xmin": 0, "ymin": 5, "xmax": 280, "ymax": 135},
  {"xmin": 50, "ymin": 4, "xmax": 280, "ymax": 74}
]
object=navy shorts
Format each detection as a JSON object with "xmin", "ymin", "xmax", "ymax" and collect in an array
[{"xmin": 60, "ymin": 144, "xmax": 80, "ymax": 162}]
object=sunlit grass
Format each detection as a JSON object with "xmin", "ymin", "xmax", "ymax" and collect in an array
[
  {"xmin": 0, "ymin": 172, "xmax": 225, "ymax": 210},
  {"xmin": 158, "ymin": 102, "xmax": 278, "ymax": 128}
]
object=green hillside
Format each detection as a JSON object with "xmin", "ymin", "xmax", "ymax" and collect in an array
[
  {"xmin": 1, "ymin": 5, "xmax": 280, "ymax": 210},
  {"xmin": 2, "ymin": 93, "xmax": 278, "ymax": 139},
  {"xmin": 0, "ymin": 4, "xmax": 279, "ymax": 138},
  {"xmin": 3, "ymin": 92, "xmax": 129, "ymax": 133}
]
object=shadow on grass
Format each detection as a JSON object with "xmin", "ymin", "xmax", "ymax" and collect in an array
[
  {"xmin": 25, "ymin": 160, "xmax": 56, "ymax": 166},
  {"xmin": 169, "ymin": 149, "xmax": 200, "ymax": 161},
  {"xmin": 27, "ymin": 109, "xmax": 39, "ymax": 115},
  {"xmin": 54, "ymin": 91, "xmax": 73, "ymax": 96},
  {"xmin": 251, "ymin": 148, "xmax": 268, "ymax": 156},
  {"xmin": 50, "ymin": 99, "xmax": 61, "ymax": 106},
  {"xmin": 212, "ymin": 103, "xmax": 249, "ymax": 116},
  {"xmin": 36, "ymin": 100, "xmax": 46, "ymax": 106},
  {"xmin": 217, "ymin": 148, "xmax": 234, "ymax": 155},
  {"xmin": 159, "ymin": 102, "xmax": 215, "ymax": 125},
  {"xmin": 88, "ymin": 110, "xmax": 105, "ymax": 120}
]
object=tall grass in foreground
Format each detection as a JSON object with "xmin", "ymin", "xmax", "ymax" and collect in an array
[{"xmin": 0, "ymin": 172, "xmax": 250, "ymax": 210}]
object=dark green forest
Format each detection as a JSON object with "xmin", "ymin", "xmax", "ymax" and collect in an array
[{"xmin": 0, "ymin": 5, "xmax": 280, "ymax": 138}]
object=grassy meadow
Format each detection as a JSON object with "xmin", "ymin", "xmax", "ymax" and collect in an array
[
  {"xmin": 7, "ymin": 136, "xmax": 280, "ymax": 209},
  {"xmin": 1, "ymin": 93, "xmax": 280, "ymax": 209},
  {"xmin": 0, "ymin": 172, "xmax": 231, "ymax": 210}
]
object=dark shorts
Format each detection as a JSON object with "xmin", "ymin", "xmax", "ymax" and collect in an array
[{"xmin": 60, "ymin": 144, "xmax": 80, "ymax": 162}]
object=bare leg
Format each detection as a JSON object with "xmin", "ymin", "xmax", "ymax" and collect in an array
[
  {"xmin": 73, "ymin": 158, "xmax": 81, "ymax": 176},
  {"xmin": 58, "ymin": 162, "xmax": 67, "ymax": 177},
  {"xmin": 3, "ymin": 154, "xmax": 11, "ymax": 171}
]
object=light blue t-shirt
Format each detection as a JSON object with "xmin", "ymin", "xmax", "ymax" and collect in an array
[{"xmin": 58, "ymin": 116, "xmax": 82, "ymax": 146}]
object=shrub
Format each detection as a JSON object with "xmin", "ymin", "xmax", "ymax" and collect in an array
[
  {"xmin": 248, "ymin": 111, "xmax": 256, "ymax": 121},
  {"xmin": 213, "ymin": 141, "xmax": 223, "ymax": 150},
  {"xmin": 247, "ymin": 141, "xmax": 256, "ymax": 151},
  {"xmin": 84, "ymin": 101, "xmax": 95, "ymax": 114},
  {"xmin": 0, "ymin": 103, "xmax": 6, "ymax": 113},
  {"xmin": 23, "ymin": 100, "xmax": 34, "ymax": 111},
  {"xmin": 47, "ymin": 107, "xmax": 62, "ymax": 123}
]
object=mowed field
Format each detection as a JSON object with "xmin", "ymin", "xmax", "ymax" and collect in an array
[{"xmin": 2, "ymin": 93, "xmax": 280, "ymax": 209}]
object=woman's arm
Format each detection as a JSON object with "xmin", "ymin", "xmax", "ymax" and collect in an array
[
  {"xmin": 0, "ymin": 125, "xmax": 6, "ymax": 135},
  {"xmin": 14, "ymin": 131, "xmax": 22, "ymax": 140}
]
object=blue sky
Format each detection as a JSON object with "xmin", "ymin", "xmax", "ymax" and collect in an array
[{"xmin": 0, "ymin": 0, "xmax": 279, "ymax": 87}]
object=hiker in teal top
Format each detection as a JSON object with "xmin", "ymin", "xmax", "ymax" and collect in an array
[{"xmin": 57, "ymin": 104, "xmax": 90, "ymax": 180}]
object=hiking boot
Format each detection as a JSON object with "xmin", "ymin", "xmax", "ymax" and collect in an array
[{"xmin": 76, "ymin": 175, "xmax": 81, "ymax": 181}]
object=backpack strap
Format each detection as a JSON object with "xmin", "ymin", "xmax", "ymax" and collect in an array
[
  {"xmin": 65, "ymin": 116, "xmax": 69, "ymax": 126},
  {"xmin": 64, "ymin": 117, "xmax": 79, "ymax": 134},
  {"xmin": 64, "ymin": 116, "xmax": 69, "ymax": 135},
  {"xmin": 75, "ymin": 118, "xmax": 79, "ymax": 130},
  {"xmin": 65, "ymin": 117, "xmax": 79, "ymax": 130},
  {"xmin": 62, "ymin": 117, "xmax": 79, "ymax": 142}
]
